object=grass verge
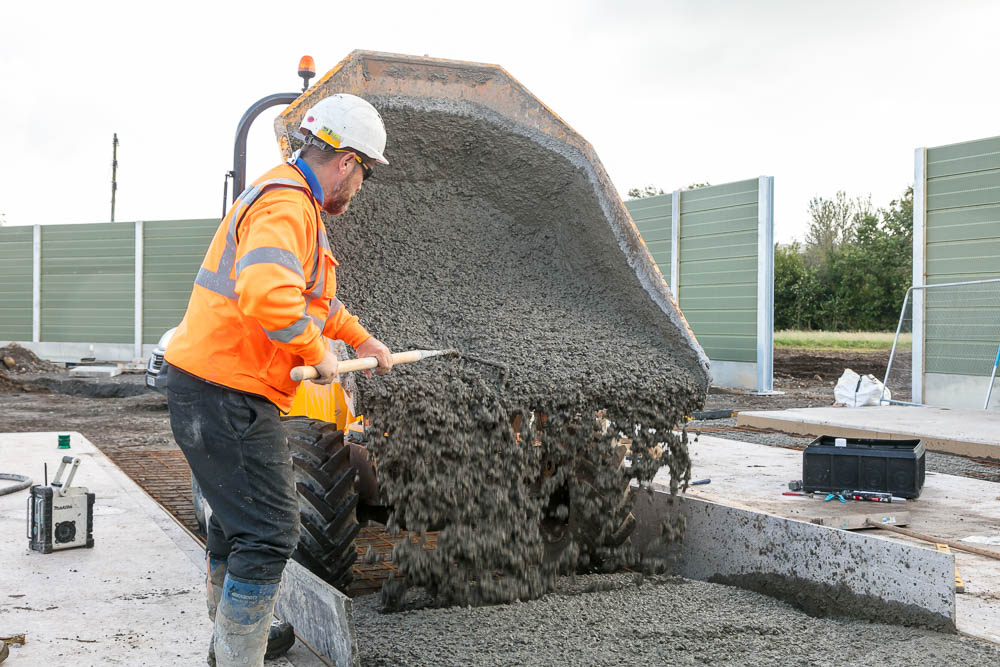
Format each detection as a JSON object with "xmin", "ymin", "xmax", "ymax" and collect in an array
[{"xmin": 775, "ymin": 330, "xmax": 911, "ymax": 351}]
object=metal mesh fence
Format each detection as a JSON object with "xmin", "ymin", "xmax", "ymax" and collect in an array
[{"xmin": 883, "ymin": 279, "xmax": 1000, "ymax": 407}]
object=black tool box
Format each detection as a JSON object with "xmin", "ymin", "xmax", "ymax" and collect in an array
[{"xmin": 802, "ymin": 436, "xmax": 925, "ymax": 499}]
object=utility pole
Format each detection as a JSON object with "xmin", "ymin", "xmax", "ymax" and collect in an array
[{"xmin": 111, "ymin": 133, "xmax": 119, "ymax": 222}]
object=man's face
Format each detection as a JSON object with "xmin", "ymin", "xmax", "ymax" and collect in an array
[{"xmin": 322, "ymin": 155, "xmax": 368, "ymax": 216}]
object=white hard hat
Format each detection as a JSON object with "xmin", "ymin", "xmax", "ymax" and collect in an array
[{"xmin": 299, "ymin": 94, "xmax": 389, "ymax": 165}]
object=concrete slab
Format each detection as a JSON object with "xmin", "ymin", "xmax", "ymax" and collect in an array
[
  {"xmin": 0, "ymin": 433, "xmax": 306, "ymax": 666},
  {"xmin": 738, "ymin": 405, "xmax": 1000, "ymax": 459},
  {"xmin": 0, "ymin": 432, "xmax": 209, "ymax": 664},
  {"xmin": 68, "ymin": 365, "xmax": 122, "ymax": 379},
  {"xmin": 667, "ymin": 434, "xmax": 1000, "ymax": 643},
  {"xmin": 633, "ymin": 492, "xmax": 956, "ymax": 629}
]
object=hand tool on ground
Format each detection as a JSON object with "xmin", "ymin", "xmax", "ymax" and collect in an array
[
  {"xmin": 843, "ymin": 490, "xmax": 892, "ymax": 503},
  {"xmin": 782, "ymin": 491, "xmax": 805, "ymax": 497},
  {"xmin": 291, "ymin": 349, "xmax": 459, "ymax": 381},
  {"xmin": 689, "ymin": 478, "xmax": 711, "ymax": 486}
]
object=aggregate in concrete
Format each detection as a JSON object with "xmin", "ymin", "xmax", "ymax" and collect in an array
[
  {"xmin": 320, "ymin": 98, "xmax": 709, "ymax": 604},
  {"xmin": 353, "ymin": 573, "xmax": 1000, "ymax": 666}
]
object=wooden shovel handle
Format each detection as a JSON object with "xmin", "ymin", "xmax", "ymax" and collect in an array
[{"xmin": 290, "ymin": 349, "xmax": 433, "ymax": 382}]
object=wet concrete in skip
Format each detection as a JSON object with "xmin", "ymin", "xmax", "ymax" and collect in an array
[{"xmin": 322, "ymin": 99, "xmax": 707, "ymax": 607}]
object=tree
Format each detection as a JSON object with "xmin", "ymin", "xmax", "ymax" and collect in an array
[
  {"xmin": 803, "ymin": 191, "xmax": 872, "ymax": 266},
  {"xmin": 626, "ymin": 185, "xmax": 667, "ymax": 199}
]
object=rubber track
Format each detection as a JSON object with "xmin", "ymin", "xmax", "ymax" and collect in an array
[{"xmin": 284, "ymin": 417, "xmax": 359, "ymax": 593}]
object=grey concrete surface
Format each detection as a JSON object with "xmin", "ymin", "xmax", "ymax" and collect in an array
[
  {"xmin": 674, "ymin": 434, "xmax": 1000, "ymax": 644},
  {"xmin": 276, "ymin": 560, "xmax": 357, "ymax": 666},
  {"xmin": 689, "ymin": 416, "xmax": 1000, "ymax": 481},
  {"xmin": 738, "ymin": 405, "xmax": 1000, "ymax": 459},
  {"xmin": 632, "ymin": 491, "xmax": 956, "ymax": 629},
  {"xmin": 0, "ymin": 432, "xmax": 308, "ymax": 666},
  {"xmin": 0, "ymin": 431, "xmax": 209, "ymax": 664},
  {"xmin": 68, "ymin": 365, "xmax": 121, "ymax": 379},
  {"xmin": 353, "ymin": 572, "xmax": 1000, "ymax": 666}
]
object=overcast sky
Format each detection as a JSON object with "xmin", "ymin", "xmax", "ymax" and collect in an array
[{"xmin": 2, "ymin": 0, "xmax": 999, "ymax": 242}]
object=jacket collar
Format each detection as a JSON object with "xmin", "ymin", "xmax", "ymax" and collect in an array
[{"xmin": 287, "ymin": 151, "xmax": 324, "ymax": 206}]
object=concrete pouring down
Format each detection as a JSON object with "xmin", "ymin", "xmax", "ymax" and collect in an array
[{"xmin": 275, "ymin": 52, "xmax": 711, "ymax": 605}]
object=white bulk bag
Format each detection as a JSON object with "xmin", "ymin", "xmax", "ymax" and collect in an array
[{"xmin": 834, "ymin": 368, "xmax": 891, "ymax": 407}]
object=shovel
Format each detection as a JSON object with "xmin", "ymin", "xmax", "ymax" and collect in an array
[{"xmin": 290, "ymin": 348, "xmax": 458, "ymax": 382}]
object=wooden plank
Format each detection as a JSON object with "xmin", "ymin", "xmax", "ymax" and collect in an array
[
  {"xmin": 936, "ymin": 543, "xmax": 966, "ymax": 593},
  {"xmin": 810, "ymin": 511, "xmax": 910, "ymax": 531}
]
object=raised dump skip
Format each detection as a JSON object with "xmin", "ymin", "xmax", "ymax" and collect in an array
[{"xmin": 275, "ymin": 51, "xmax": 710, "ymax": 605}]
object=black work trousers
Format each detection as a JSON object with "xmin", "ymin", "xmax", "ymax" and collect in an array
[{"xmin": 166, "ymin": 366, "xmax": 299, "ymax": 584}]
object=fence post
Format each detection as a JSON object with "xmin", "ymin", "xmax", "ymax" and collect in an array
[
  {"xmin": 134, "ymin": 220, "xmax": 144, "ymax": 360},
  {"xmin": 912, "ymin": 148, "xmax": 927, "ymax": 404},
  {"xmin": 756, "ymin": 176, "xmax": 775, "ymax": 394},
  {"xmin": 670, "ymin": 189, "xmax": 680, "ymax": 295},
  {"xmin": 32, "ymin": 225, "xmax": 40, "ymax": 343}
]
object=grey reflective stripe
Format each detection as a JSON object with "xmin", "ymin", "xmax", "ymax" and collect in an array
[
  {"xmin": 235, "ymin": 246, "xmax": 305, "ymax": 280},
  {"xmin": 310, "ymin": 314, "xmax": 325, "ymax": 330},
  {"xmin": 195, "ymin": 267, "xmax": 237, "ymax": 299},
  {"xmin": 263, "ymin": 315, "xmax": 312, "ymax": 343},
  {"xmin": 194, "ymin": 177, "xmax": 310, "ymax": 299}
]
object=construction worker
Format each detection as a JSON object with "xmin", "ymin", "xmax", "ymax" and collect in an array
[{"xmin": 164, "ymin": 94, "xmax": 392, "ymax": 666}]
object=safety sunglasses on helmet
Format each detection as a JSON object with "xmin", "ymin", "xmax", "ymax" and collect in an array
[{"xmin": 333, "ymin": 149, "xmax": 374, "ymax": 181}]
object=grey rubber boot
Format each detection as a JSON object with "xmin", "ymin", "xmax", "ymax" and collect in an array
[
  {"xmin": 206, "ymin": 558, "xmax": 294, "ymax": 665},
  {"xmin": 213, "ymin": 576, "xmax": 281, "ymax": 667}
]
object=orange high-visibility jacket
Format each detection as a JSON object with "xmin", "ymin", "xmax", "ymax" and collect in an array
[{"xmin": 165, "ymin": 162, "xmax": 370, "ymax": 411}]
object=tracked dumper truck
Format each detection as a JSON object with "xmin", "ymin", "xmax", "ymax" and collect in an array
[{"xmin": 154, "ymin": 50, "xmax": 710, "ymax": 597}]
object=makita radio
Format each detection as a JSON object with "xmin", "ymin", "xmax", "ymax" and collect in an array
[{"xmin": 27, "ymin": 456, "xmax": 95, "ymax": 553}]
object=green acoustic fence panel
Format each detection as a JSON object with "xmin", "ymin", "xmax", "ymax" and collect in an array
[
  {"xmin": 678, "ymin": 179, "xmax": 758, "ymax": 363},
  {"xmin": 40, "ymin": 223, "xmax": 135, "ymax": 343},
  {"xmin": 925, "ymin": 136, "xmax": 1000, "ymax": 376},
  {"xmin": 143, "ymin": 219, "xmax": 219, "ymax": 344},
  {"xmin": 0, "ymin": 226, "xmax": 34, "ymax": 340},
  {"xmin": 625, "ymin": 193, "xmax": 672, "ymax": 284}
]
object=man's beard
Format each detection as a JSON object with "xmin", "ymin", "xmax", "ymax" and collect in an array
[{"xmin": 322, "ymin": 182, "xmax": 354, "ymax": 215}]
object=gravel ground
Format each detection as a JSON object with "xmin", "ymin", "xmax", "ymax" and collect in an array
[{"xmin": 355, "ymin": 573, "xmax": 1000, "ymax": 666}]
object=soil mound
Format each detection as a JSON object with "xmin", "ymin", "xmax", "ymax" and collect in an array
[{"xmin": 0, "ymin": 343, "xmax": 64, "ymax": 374}]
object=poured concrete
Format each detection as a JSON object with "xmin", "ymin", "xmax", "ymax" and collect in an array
[
  {"xmin": 738, "ymin": 405, "xmax": 1000, "ymax": 459},
  {"xmin": 672, "ymin": 434, "xmax": 1000, "ymax": 643},
  {"xmin": 0, "ymin": 432, "xmax": 326, "ymax": 666}
]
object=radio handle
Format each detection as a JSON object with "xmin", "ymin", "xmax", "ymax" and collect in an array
[{"xmin": 52, "ymin": 457, "xmax": 81, "ymax": 496}]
